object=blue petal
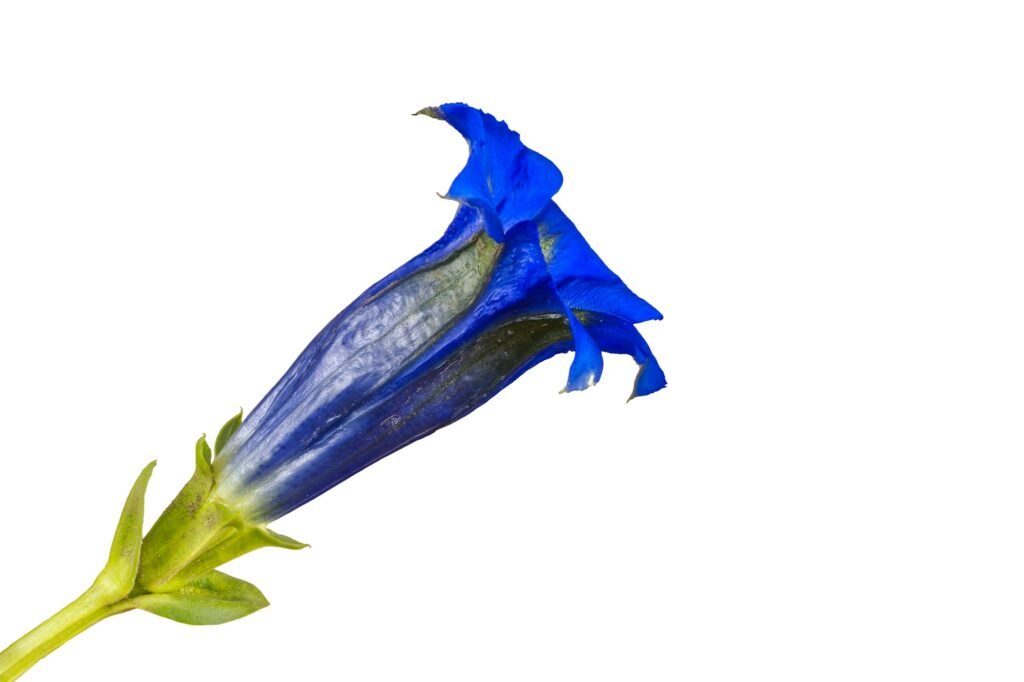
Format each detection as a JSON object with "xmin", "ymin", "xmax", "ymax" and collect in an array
[
  {"xmin": 563, "ymin": 312, "xmax": 604, "ymax": 392},
  {"xmin": 537, "ymin": 202, "xmax": 663, "ymax": 324},
  {"xmin": 223, "ymin": 205, "xmax": 489, "ymax": 463},
  {"xmin": 583, "ymin": 314, "xmax": 667, "ymax": 399},
  {"xmin": 214, "ymin": 219, "xmax": 501, "ymax": 490},
  {"xmin": 424, "ymin": 103, "xmax": 563, "ymax": 241},
  {"xmin": 231, "ymin": 224, "xmax": 586, "ymax": 520}
]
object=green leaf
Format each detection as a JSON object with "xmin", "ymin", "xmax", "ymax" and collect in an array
[
  {"xmin": 90, "ymin": 460, "xmax": 157, "ymax": 602},
  {"xmin": 133, "ymin": 571, "xmax": 269, "ymax": 625},
  {"xmin": 214, "ymin": 408, "xmax": 244, "ymax": 456}
]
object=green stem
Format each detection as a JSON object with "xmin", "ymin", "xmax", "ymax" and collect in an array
[
  {"xmin": 0, "ymin": 439, "xmax": 304, "ymax": 679},
  {"xmin": 0, "ymin": 587, "xmax": 134, "ymax": 682}
]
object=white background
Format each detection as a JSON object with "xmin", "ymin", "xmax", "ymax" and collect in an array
[{"xmin": 1, "ymin": 2, "xmax": 1022, "ymax": 681}]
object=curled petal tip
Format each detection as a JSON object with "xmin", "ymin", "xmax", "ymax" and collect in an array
[
  {"xmin": 564, "ymin": 359, "xmax": 603, "ymax": 393},
  {"xmin": 628, "ymin": 365, "xmax": 668, "ymax": 402},
  {"xmin": 563, "ymin": 312, "xmax": 604, "ymax": 393},
  {"xmin": 562, "ymin": 373, "xmax": 599, "ymax": 394},
  {"xmin": 536, "ymin": 203, "xmax": 663, "ymax": 324},
  {"xmin": 428, "ymin": 103, "xmax": 563, "ymax": 238},
  {"xmin": 414, "ymin": 106, "xmax": 444, "ymax": 120}
]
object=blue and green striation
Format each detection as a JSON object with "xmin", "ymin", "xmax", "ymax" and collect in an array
[{"xmin": 0, "ymin": 103, "xmax": 664, "ymax": 681}]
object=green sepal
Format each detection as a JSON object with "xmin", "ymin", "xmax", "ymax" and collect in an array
[
  {"xmin": 196, "ymin": 434, "xmax": 212, "ymax": 468},
  {"xmin": 132, "ymin": 570, "xmax": 269, "ymax": 625},
  {"xmin": 148, "ymin": 501, "xmax": 309, "ymax": 591},
  {"xmin": 214, "ymin": 409, "xmax": 243, "ymax": 457},
  {"xmin": 259, "ymin": 526, "xmax": 309, "ymax": 550},
  {"xmin": 137, "ymin": 437, "xmax": 218, "ymax": 592},
  {"xmin": 0, "ymin": 425, "xmax": 313, "ymax": 680},
  {"xmin": 137, "ymin": 437, "xmax": 307, "ymax": 594},
  {"xmin": 88, "ymin": 461, "xmax": 157, "ymax": 602}
]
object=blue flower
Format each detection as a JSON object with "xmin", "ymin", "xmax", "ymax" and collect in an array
[
  {"xmin": 212, "ymin": 103, "xmax": 666, "ymax": 522},
  {"xmin": 0, "ymin": 106, "xmax": 669, "ymax": 676}
]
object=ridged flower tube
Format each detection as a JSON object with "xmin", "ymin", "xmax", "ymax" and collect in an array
[
  {"xmin": 213, "ymin": 105, "xmax": 665, "ymax": 522},
  {"xmin": 0, "ymin": 104, "xmax": 665, "ymax": 681}
]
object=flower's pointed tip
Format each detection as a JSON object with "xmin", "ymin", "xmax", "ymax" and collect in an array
[
  {"xmin": 414, "ymin": 106, "xmax": 444, "ymax": 120},
  {"xmin": 425, "ymin": 102, "xmax": 563, "ymax": 238},
  {"xmin": 563, "ymin": 369, "xmax": 600, "ymax": 394},
  {"xmin": 628, "ymin": 362, "xmax": 668, "ymax": 402},
  {"xmin": 435, "ymin": 192, "xmax": 506, "ymax": 241},
  {"xmin": 564, "ymin": 314, "xmax": 604, "ymax": 393},
  {"xmin": 626, "ymin": 387, "xmax": 660, "ymax": 404},
  {"xmin": 196, "ymin": 433, "xmax": 213, "ymax": 468},
  {"xmin": 557, "ymin": 380, "xmax": 593, "ymax": 395}
]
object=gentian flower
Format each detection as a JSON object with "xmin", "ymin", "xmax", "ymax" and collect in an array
[
  {"xmin": 211, "ymin": 103, "xmax": 666, "ymax": 523},
  {"xmin": 0, "ymin": 104, "xmax": 664, "ymax": 681}
]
